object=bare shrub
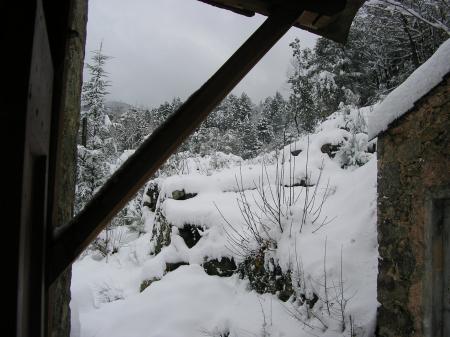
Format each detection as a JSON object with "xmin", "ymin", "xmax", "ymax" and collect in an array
[
  {"xmin": 89, "ymin": 225, "xmax": 127, "ymax": 261},
  {"xmin": 286, "ymin": 241, "xmax": 360, "ymax": 336},
  {"xmin": 217, "ymin": 143, "xmax": 332, "ymax": 258},
  {"xmin": 94, "ymin": 280, "xmax": 124, "ymax": 307}
]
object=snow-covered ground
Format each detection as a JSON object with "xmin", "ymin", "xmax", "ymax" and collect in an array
[{"xmin": 71, "ymin": 107, "xmax": 379, "ymax": 337}]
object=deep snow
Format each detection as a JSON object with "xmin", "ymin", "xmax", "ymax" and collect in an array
[{"xmin": 71, "ymin": 107, "xmax": 378, "ymax": 337}]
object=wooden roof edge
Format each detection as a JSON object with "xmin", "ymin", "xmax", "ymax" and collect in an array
[
  {"xmin": 198, "ymin": 0, "xmax": 256, "ymax": 17},
  {"xmin": 197, "ymin": 0, "xmax": 366, "ymax": 43},
  {"xmin": 299, "ymin": 0, "xmax": 366, "ymax": 43}
]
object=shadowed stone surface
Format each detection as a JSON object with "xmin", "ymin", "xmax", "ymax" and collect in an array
[
  {"xmin": 165, "ymin": 261, "xmax": 189, "ymax": 272},
  {"xmin": 144, "ymin": 180, "xmax": 160, "ymax": 212},
  {"xmin": 291, "ymin": 149, "xmax": 302, "ymax": 156},
  {"xmin": 179, "ymin": 224, "xmax": 203, "ymax": 248},
  {"xmin": 320, "ymin": 143, "xmax": 341, "ymax": 158},
  {"xmin": 151, "ymin": 190, "xmax": 199, "ymax": 254},
  {"xmin": 172, "ymin": 189, "xmax": 197, "ymax": 200},
  {"xmin": 203, "ymin": 257, "xmax": 237, "ymax": 277}
]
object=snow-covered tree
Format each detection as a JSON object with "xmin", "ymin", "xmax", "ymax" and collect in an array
[
  {"xmin": 286, "ymin": 0, "xmax": 448, "ymax": 131},
  {"xmin": 76, "ymin": 44, "xmax": 114, "ymax": 213},
  {"xmin": 260, "ymin": 92, "xmax": 288, "ymax": 147},
  {"xmin": 115, "ymin": 106, "xmax": 149, "ymax": 151},
  {"xmin": 257, "ymin": 114, "xmax": 274, "ymax": 148},
  {"xmin": 240, "ymin": 116, "xmax": 261, "ymax": 159},
  {"xmin": 151, "ymin": 97, "xmax": 182, "ymax": 129},
  {"xmin": 288, "ymin": 40, "xmax": 320, "ymax": 134}
]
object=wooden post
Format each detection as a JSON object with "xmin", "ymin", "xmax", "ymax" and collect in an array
[
  {"xmin": 15, "ymin": 1, "xmax": 54, "ymax": 336},
  {"xmin": 48, "ymin": 4, "xmax": 307, "ymax": 284}
]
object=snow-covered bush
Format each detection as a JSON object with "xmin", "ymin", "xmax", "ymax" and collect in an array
[
  {"xmin": 337, "ymin": 107, "xmax": 372, "ymax": 168},
  {"xmin": 337, "ymin": 133, "xmax": 371, "ymax": 168}
]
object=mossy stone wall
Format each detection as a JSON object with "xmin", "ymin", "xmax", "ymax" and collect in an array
[{"xmin": 376, "ymin": 76, "xmax": 450, "ymax": 337}]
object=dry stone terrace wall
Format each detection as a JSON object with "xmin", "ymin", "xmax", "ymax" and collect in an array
[
  {"xmin": 147, "ymin": 184, "xmax": 295, "ymax": 301},
  {"xmin": 376, "ymin": 76, "xmax": 450, "ymax": 337}
]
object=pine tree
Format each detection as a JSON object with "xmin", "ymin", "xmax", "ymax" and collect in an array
[
  {"xmin": 237, "ymin": 93, "xmax": 254, "ymax": 123},
  {"xmin": 270, "ymin": 92, "xmax": 288, "ymax": 134},
  {"xmin": 151, "ymin": 97, "xmax": 183, "ymax": 129},
  {"xmin": 116, "ymin": 106, "xmax": 149, "ymax": 151},
  {"xmin": 76, "ymin": 44, "xmax": 114, "ymax": 213},
  {"xmin": 257, "ymin": 114, "xmax": 274, "ymax": 148},
  {"xmin": 288, "ymin": 40, "xmax": 319, "ymax": 134},
  {"xmin": 81, "ymin": 45, "xmax": 112, "ymax": 150},
  {"xmin": 261, "ymin": 92, "xmax": 288, "ymax": 147},
  {"xmin": 240, "ymin": 116, "xmax": 261, "ymax": 159}
]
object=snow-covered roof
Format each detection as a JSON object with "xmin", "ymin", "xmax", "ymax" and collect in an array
[{"xmin": 368, "ymin": 39, "xmax": 450, "ymax": 139}]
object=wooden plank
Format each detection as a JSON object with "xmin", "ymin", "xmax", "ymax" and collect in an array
[{"xmin": 48, "ymin": 4, "xmax": 306, "ymax": 284}]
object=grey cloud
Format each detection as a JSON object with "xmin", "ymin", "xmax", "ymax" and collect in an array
[{"xmin": 85, "ymin": 0, "xmax": 317, "ymax": 107}]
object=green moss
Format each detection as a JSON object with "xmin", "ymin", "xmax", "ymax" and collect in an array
[
  {"xmin": 151, "ymin": 204, "xmax": 172, "ymax": 255},
  {"xmin": 139, "ymin": 277, "xmax": 160, "ymax": 292},
  {"xmin": 237, "ymin": 251, "xmax": 293, "ymax": 302}
]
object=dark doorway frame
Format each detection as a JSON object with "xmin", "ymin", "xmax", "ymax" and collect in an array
[{"xmin": 424, "ymin": 187, "xmax": 450, "ymax": 337}]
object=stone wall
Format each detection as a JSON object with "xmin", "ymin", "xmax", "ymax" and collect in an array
[{"xmin": 376, "ymin": 76, "xmax": 450, "ymax": 337}]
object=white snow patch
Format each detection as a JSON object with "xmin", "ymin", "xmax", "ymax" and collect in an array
[{"xmin": 76, "ymin": 265, "xmax": 308, "ymax": 337}]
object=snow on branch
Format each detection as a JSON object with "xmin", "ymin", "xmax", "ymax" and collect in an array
[
  {"xmin": 368, "ymin": 38, "xmax": 450, "ymax": 139},
  {"xmin": 367, "ymin": 0, "xmax": 450, "ymax": 36}
]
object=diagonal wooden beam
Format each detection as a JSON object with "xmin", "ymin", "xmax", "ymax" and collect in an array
[{"xmin": 48, "ymin": 4, "xmax": 306, "ymax": 285}]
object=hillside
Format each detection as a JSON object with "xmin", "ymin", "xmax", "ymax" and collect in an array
[{"xmin": 71, "ymin": 106, "xmax": 379, "ymax": 337}]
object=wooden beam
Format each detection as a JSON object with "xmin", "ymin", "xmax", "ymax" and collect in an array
[
  {"xmin": 48, "ymin": 4, "xmax": 306, "ymax": 284},
  {"xmin": 197, "ymin": 1, "xmax": 366, "ymax": 43}
]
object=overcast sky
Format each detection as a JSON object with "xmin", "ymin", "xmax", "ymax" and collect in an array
[{"xmin": 85, "ymin": 0, "xmax": 318, "ymax": 107}]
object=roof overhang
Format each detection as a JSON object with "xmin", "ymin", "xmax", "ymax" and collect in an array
[{"xmin": 198, "ymin": 0, "xmax": 366, "ymax": 43}]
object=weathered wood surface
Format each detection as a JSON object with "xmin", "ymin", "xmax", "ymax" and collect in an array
[{"xmin": 46, "ymin": 0, "xmax": 88, "ymax": 336}]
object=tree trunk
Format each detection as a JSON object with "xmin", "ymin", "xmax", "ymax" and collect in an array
[
  {"xmin": 81, "ymin": 117, "xmax": 87, "ymax": 147},
  {"xmin": 400, "ymin": 13, "xmax": 421, "ymax": 67}
]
